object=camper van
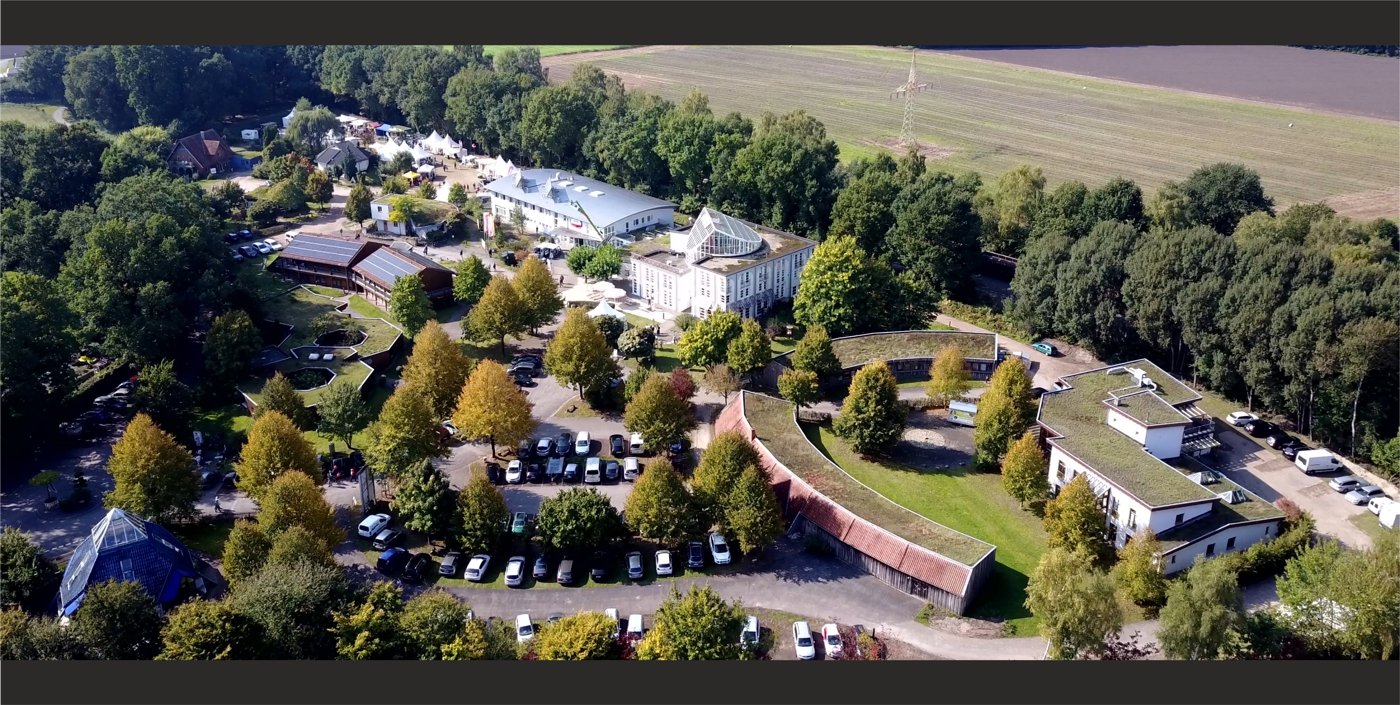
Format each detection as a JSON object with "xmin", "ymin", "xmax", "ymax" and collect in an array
[
  {"xmin": 947, "ymin": 400, "xmax": 977, "ymax": 427},
  {"xmin": 1295, "ymin": 450, "xmax": 1343, "ymax": 475}
]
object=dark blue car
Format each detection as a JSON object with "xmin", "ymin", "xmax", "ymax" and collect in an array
[{"xmin": 376, "ymin": 547, "xmax": 409, "ymax": 575}]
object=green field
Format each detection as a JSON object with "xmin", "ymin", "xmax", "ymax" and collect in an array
[
  {"xmin": 0, "ymin": 101, "xmax": 62, "ymax": 129},
  {"xmin": 802, "ymin": 423, "xmax": 1048, "ymax": 634},
  {"xmin": 543, "ymin": 46, "xmax": 1400, "ymax": 220}
]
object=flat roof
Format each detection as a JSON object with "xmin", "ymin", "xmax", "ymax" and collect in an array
[
  {"xmin": 1156, "ymin": 474, "xmax": 1284, "ymax": 552},
  {"xmin": 1039, "ymin": 360, "xmax": 1218, "ymax": 507},
  {"xmin": 633, "ymin": 249, "xmax": 689, "ymax": 275},
  {"xmin": 742, "ymin": 392, "xmax": 994, "ymax": 566},
  {"xmin": 279, "ymin": 235, "xmax": 372, "ymax": 267},
  {"xmin": 484, "ymin": 168, "xmax": 675, "ymax": 228},
  {"xmin": 1106, "ymin": 390, "xmax": 1190, "ymax": 427},
  {"xmin": 785, "ymin": 331, "xmax": 999, "ymax": 370}
]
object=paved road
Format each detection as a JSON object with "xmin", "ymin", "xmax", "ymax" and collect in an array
[
  {"xmin": 445, "ymin": 537, "xmax": 1047, "ymax": 660},
  {"xmin": 933, "ymin": 313, "xmax": 1101, "ymax": 389}
]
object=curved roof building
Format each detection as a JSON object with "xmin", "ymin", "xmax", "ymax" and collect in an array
[{"xmin": 58, "ymin": 508, "xmax": 200, "ymax": 616}]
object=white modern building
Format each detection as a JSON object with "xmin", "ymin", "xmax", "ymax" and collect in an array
[
  {"xmin": 628, "ymin": 208, "xmax": 816, "ymax": 320},
  {"xmin": 1036, "ymin": 361, "xmax": 1284, "ymax": 574},
  {"xmin": 482, "ymin": 169, "xmax": 676, "ymax": 247}
]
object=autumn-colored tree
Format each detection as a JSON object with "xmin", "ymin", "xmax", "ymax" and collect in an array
[
  {"xmin": 925, "ymin": 346, "xmax": 971, "ymax": 408},
  {"xmin": 514, "ymin": 254, "xmax": 563, "ymax": 332},
  {"xmin": 332, "ymin": 581, "xmax": 404, "ymax": 660},
  {"xmin": 103, "ymin": 414, "xmax": 200, "ymax": 524},
  {"xmin": 236, "ymin": 411, "xmax": 321, "ymax": 499},
  {"xmin": 624, "ymin": 375, "xmax": 697, "ymax": 454},
  {"xmin": 401, "ymin": 320, "xmax": 475, "ymax": 419},
  {"xmin": 400, "ymin": 590, "xmax": 473, "ymax": 660},
  {"xmin": 545, "ymin": 308, "xmax": 618, "ymax": 397},
  {"xmin": 534, "ymin": 612, "xmax": 618, "ymax": 660},
  {"xmin": 1043, "ymin": 474, "xmax": 1111, "ymax": 563},
  {"xmin": 452, "ymin": 360, "xmax": 537, "ymax": 457},
  {"xmin": 832, "ymin": 361, "xmax": 906, "ymax": 456},
  {"xmin": 723, "ymin": 464, "xmax": 783, "ymax": 554},
  {"xmin": 973, "ymin": 360, "xmax": 1035, "ymax": 470},
  {"xmin": 258, "ymin": 470, "xmax": 343, "ymax": 552},
  {"xmin": 669, "ymin": 368, "xmax": 696, "ymax": 401},
  {"xmin": 1001, "ymin": 431, "xmax": 1050, "ymax": 508},
  {"xmin": 636, "ymin": 585, "xmax": 745, "ymax": 661},
  {"xmin": 456, "ymin": 472, "xmax": 508, "ymax": 553},
  {"xmin": 701, "ymin": 364, "xmax": 742, "ymax": 405},
  {"xmin": 792, "ymin": 325, "xmax": 841, "ymax": 380},
  {"xmin": 1113, "ymin": 529, "xmax": 1167, "ymax": 608},
  {"xmin": 222, "ymin": 520, "xmax": 272, "ymax": 585},
  {"xmin": 364, "ymin": 384, "xmax": 446, "ymax": 481},
  {"xmin": 625, "ymin": 458, "xmax": 699, "ymax": 546},
  {"xmin": 257, "ymin": 372, "xmax": 311, "ymax": 430},
  {"xmin": 469, "ymin": 276, "xmax": 526, "ymax": 356},
  {"xmin": 777, "ymin": 369, "xmax": 820, "ymax": 410}
]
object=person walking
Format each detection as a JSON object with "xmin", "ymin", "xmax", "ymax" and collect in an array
[{"xmin": 213, "ymin": 497, "xmax": 221, "ymax": 514}]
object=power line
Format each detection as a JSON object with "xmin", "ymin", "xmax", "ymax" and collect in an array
[{"xmin": 890, "ymin": 49, "xmax": 929, "ymax": 149}]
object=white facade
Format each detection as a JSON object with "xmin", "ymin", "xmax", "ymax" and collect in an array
[
  {"xmin": 484, "ymin": 170, "xmax": 676, "ymax": 247},
  {"xmin": 1104, "ymin": 408, "xmax": 1187, "ymax": 459},
  {"xmin": 1160, "ymin": 521, "xmax": 1277, "ymax": 575},
  {"xmin": 630, "ymin": 256, "xmax": 693, "ymax": 313},
  {"xmin": 1047, "ymin": 445, "xmax": 1216, "ymax": 550}
]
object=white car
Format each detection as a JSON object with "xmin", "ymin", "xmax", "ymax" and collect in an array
[
  {"xmin": 441, "ymin": 420, "xmax": 458, "ymax": 437},
  {"xmin": 1328, "ymin": 476, "xmax": 1362, "ymax": 493},
  {"xmin": 516, "ymin": 614, "xmax": 534, "ymax": 643},
  {"xmin": 506, "ymin": 460, "xmax": 523, "ymax": 484},
  {"xmin": 254, "ymin": 241, "xmax": 272, "ymax": 255},
  {"xmin": 739, "ymin": 615, "xmax": 759, "ymax": 646},
  {"xmin": 504, "ymin": 556, "xmax": 526, "ymax": 587},
  {"xmin": 605, "ymin": 608, "xmax": 621, "ymax": 640},
  {"xmin": 792, "ymin": 621, "xmax": 816, "ymax": 660},
  {"xmin": 575, "ymin": 431, "xmax": 591, "ymax": 456},
  {"xmin": 655, "ymin": 550, "xmax": 673, "ymax": 576},
  {"xmin": 1345, "ymin": 486, "xmax": 1385, "ymax": 506},
  {"xmin": 630, "ymin": 432, "xmax": 645, "ymax": 455},
  {"xmin": 357, "ymin": 513, "xmax": 390, "ymax": 538},
  {"xmin": 285, "ymin": 229, "xmax": 300, "ymax": 240},
  {"xmin": 584, "ymin": 457, "xmax": 602, "ymax": 484},
  {"xmin": 709, "ymin": 532, "xmax": 732, "ymax": 565},
  {"xmin": 263, "ymin": 238, "xmax": 284, "ymax": 252},
  {"xmin": 623, "ymin": 457, "xmax": 640, "ymax": 482},
  {"xmin": 1368, "ymin": 496, "xmax": 1396, "ymax": 515},
  {"xmin": 626, "ymin": 614, "xmax": 644, "ymax": 638},
  {"xmin": 821, "ymin": 623, "xmax": 843, "ymax": 658},
  {"xmin": 1226, "ymin": 411, "xmax": 1257, "ymax": 427},
  {"xmin": 465, "ymin": 554, "xmax": 490, "ymax": 582}
]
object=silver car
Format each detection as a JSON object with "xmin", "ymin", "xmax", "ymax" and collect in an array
[
  {"xmin": 1345, "ymin": 486, "xmax": 1385, "ymax": 506},
  {"xmin": 439, "ymin": 551, "xmax": 462, "ymax": 576},
  {"xmin": 465, "ymin": 554, "xmax": 491, "ymax": 582},
  {"xmin": 626, "ymin": 551, "xmax": 644, "ymax": 580},
  {"xmin": 1328, "ymin": 476, "xmax": 1362, "ymax": 493},
  {"xmin": 504, "ymin": 555, "xmax": 527, "ymax": 587}
]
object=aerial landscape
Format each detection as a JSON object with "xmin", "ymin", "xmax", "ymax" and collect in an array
[{"xmin": 0, "ymin": 43, "xmax": 1395, "ymax": 664}]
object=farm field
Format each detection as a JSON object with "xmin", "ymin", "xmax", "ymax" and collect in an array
[
  {"xmin": 544, "ymin": 46, "xmax": 1400, "ymax": 221},
  {"xmin": 480, "ymin": 45, "xmax": 631, "ymax": 58}
]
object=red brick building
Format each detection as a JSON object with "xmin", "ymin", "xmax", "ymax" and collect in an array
[{"xmin": 167, "ymin": 129, "xmax": 234, "ymax": 178}]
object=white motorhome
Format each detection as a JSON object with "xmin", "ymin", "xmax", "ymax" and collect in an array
[
  {"xmin": 1295, "ymin": 449, "xmax": 1343, "ymax": 475},
  {"xmin": 1379, "ymin": 502, "xmax": 1400, "ymax": 530}
]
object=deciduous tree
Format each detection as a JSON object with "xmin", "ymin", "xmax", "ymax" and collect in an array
[
  {"xmin": 670, "ymin": 368, "xmax": 697, "ymax": 401},
  {"xmin": 535, "ymin": 488, "xmax": 626, "ymax": 552},
  {"xmin": 777, "ymin": 369, "xmax": 820, "ymax": 410},
  {"xmin": 258, "ymin": 470, "xmax": 343, "ymax": 552},
  {"xmin": 832, "ymin": 361, "xmax": 905, "ymax": 456},
  {"xmin": 158, "ymin": 599, "xmax": 265, "ymax": 660},
  {"xmin": 636, "ymin": 585, "xmax": 745, "ymax": 660},
  {"xmin": 625, "ymin": 458, "xmax": 698, "ymax": 545},
  {"xmin": 132, "ymin": 359, "xmax": 195, "ymax": 444},
  {"xmin": 469, "ymin": 276, "xmax": 526, "ymax": 356},
  {"xmin": 316, "ymin": 381, "xmax": 369, "ymax": 450},
  {"xmin": 692, "ymin": 431, "xmax": 761, "ymax": 520},
  {"xmin": 364, "ymin": 385, "xmax": 446, "ymax": 480},
  {"xmin": 791, "ymin": 326, "xmax": 841, "ymax": 380},
  {"xmin": 1158, "ymin": 556, "xmax": 1244, "ymax": 660},
  {"xmin": 677, "ymin": 310, "xmax": 742, "ymax": 368},
  {"xmin": 617, "ymin": 326, "xmax": 655, "ymax": 359},
  {"xmin": 331, "ymin": 581, "xmax": 404, "ymax": 660},
  {"xmin": 534, "ymin": 611, "xmax": 617, "ymax": 660},
  {"xmin": 701, "ymin": 364, "xmax": 742, "ymax": 405},
  {"xmin": 1277, "ymin": 532, "xmax": 1399, "ymax": 660},
  {"xmin": 726, "ymin": 319, "xmax": 772, "ymax": 378},
  {"xmin": 393, "ymin": 459, "xmax": 456, "ymax": 544},
  {"xmin": 1024, "ymin": 548, "xmax": 1122, "ymax": 660},
  {"xmin": 453, "ymin": 255, "xmax": 491, "ymax": 307},
  {"xmin": 257, "ymin": 372, "xmax": 311, "ymax": 430},
  {"xmin": 1001, "ymin": 430, "xmax": 1050, "ymax": 509},
  {"xmin": 987, "ymin": 164, "xmax": 1045, "ymax": 256},
  {"xmin": 227, "ymin": 560, "xmax": 353, "ymax": 660},
  {"xmin": 345, "ymin": 182, "xmax": 372, "ymax": 226},
  {"xmin": 401, "ymin": 320, "xmax": 475, "ymax": 420},
  {"xmin": 237, "ymin": 410, "xmax": 321, "ymax": 498},
  {"xmin": 306, "ymin": 169, "xmax": 332, "ymax": 207},
  {"xmin": 104, "ymin": 413, "xmax": 200, "ymax": 524},
  {"xmin": 389, "ymin": 274, "xmax": 433, "ymax": 339},
  {"xmin": 204, "ymin": 310, "xmax": 263, "ymax": 392},
  {"xmin": 1180, "ymin": 163, "xmax": 1274, "ymax": 235},
  {"xmin": 723, "ymin": 465, "xmax": 783, "ymax": 554},
  {"xmin": 452, "ymin": 360, "xmax": 537, "ymax": 457},
  {"xmin": 0, "ymin": 529, "xmax": 58, "ymax": 610},
  {"xmin": 624, "ymin": 375, "xmax": 697, "ymax": 454},
  {"xmin": 595, "ymin": 315, "xmax": 625, "ymax": 349},
  {"xmin": 1113, "ymin": 529, "xmax": 1167, "ymax": 608},
  {"xmin": 514, "ymin": 255, "xmax": 563, "ymax": 332},
  {"xmin": 456, "ymin": 473, "xmax": 508, "ymax": 553},
  {"xmin": 545, "ymin": 308, "xmax": 617, "ymax": 396},
  {"xmin": 400, "ymin": 590, "xmax": 473, "ymax": 660},
  {"xmin": 793, "ymin": 235, "xmax": 902, "ymax": 336},
  {"xmin": 1042, "ymin": 475, "xmax": 1110, "ymax": 563},
  {"xmin": 266, "ymin": 525, "xmax": 337, "ymax": 572},
  {"xmin": 925, "ymin": 346, "xmax": 971, "ymax": 408},
  {"xmin": 69, "ymin": 579, "xmax": 163, "ymax": 660},
  {"xmin": 973, "ymin": 360, "xmax": 1036, "ymax": 470},
  {"xmin": 222, "ymin": 520, "xmax": 272, "ymax": 586}
]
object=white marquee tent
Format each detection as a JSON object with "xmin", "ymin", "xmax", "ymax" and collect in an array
[{"xmin": 587, "ymin": 301, "xmax": 628, "ymax": 322}]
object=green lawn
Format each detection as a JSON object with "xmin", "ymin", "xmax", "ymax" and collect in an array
[
  {"xmin": 1348, "ymin": 512, "xmax": 1397, "ymax": 544},
  {"xmin": 0, "ymin": 101, "xmax": 63, "ymax": 129},
  {"xmin": 170, "ymin": 520, "xmax": 236, "ymax": 559},
  {"xmin": 306, "ymin": 285, "xmax": 345, "ymax": 297},
  {"xmin": 803, "ymin": 424, "xmax": 1048, "ymax": 634}
]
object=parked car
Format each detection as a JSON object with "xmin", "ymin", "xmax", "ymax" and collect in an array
[
  {"xmin": 515, "ymin": 614, "xmax": 534, "ymax": 643},
  {"xmin": 263, "ymin": 238, "xmax": 284, "ymax": 252},
  {"xmin": 1244, "ymin": 420, "xmax": 1277, "ymax": 438},
  {"xmin": 230, "ymin": 248, "xmax": 244, "ymax": 262},
  {"xmin": 630, "ymin": 433, "xmax": 645, "ymax": 455},
  {"xmin": 546, "ymin": 457, "xmax": 564, "ymax": 482},
  {"xmin": 1281, "ymin": 442, "xmax": 1310, "ymax": 461},
  {"xmin": 517, "ymin": 440, "xmax": 532, "ymax": 459},
  {"xmin": 610, "ymin": 434, "xmax": 626, "ymax": 457},
  {"xmin": 591, "ymin": 551, "xmax": 609, "ymax": 581},
  {"xmin": 1266, "ymin": 432, "xmax": 1296, "ymax": 449},
  {"xmin": 1031, "ymin": 342, "xmax": 1057, "ymax": 356},
  {"xmin": 372, "ymin": 529, "xmax": 404, "ymax": 550},
  {"xmin": 626, "ymin": 614, "xmax": 644, "ymax": 639},
  {"xmin": 547, "ymin": 612, "xmax": 564, "ymax": 625},
  {"xmin": 626, "ymin": 551, "xmax": 644, "ymax": 580},
  {"xmin": 821, "ymin": 623, "xmax": 843, "ymax": 658},
  {"xmin": 254, "ymin": 242, "xmax": 272, "ymax": 255},
  {"xmin": 604, "ymin": 460, "xmax": 620, "ymax": 482},
  {"xmin": 563, "ymin": 463, "xmax": 579, "ymax": 483},
  {"xmin": 283, "ymin": 229, "xmax": 298, "ymax": 240},
  {"xmin": 668, "ymin": 440, "xmax": 686, "ymax": 456},
  {"xmin": 506, "ymin": 460, "xmax": 523, "ymax": 484},
  {"xmin": 687, "ymin": 541, "xmax": 705, "ymax": 569},
  {"xmin": 1368, "ymin": 496, "xmax": 1395, "ymax": 515},
  {"xmin": 557, "ymin": 558, "xmax": 575, "ymax": 585},
  {"xmin": 575, "ymin": 432, "xmax": 591, "ymax": 456},
  {"xmin": 512, "ymin": 372, "xmax": 533, "ymax": 387},
  {"xmin": 376, "ymin": 547, "xmax": 409, "ymax": 575},
  {"xmin": 606, "ymin": 608, "xmax": 621, "ymax": 640},
  {"xmin": 485, "ymin": 462, "xmax": 504, "ymax": 484},
  {"xmin": 709, "ymin": 532, "xmax": 732, "ymax": 565},
  {"xmin": 511, "ymin": 512, "xmax": 530, "ymax": 535},
  {"xmin": 440, "ymin": 420, "xmax": 458, "ymax": 437},
  {"xmin": 525, "ymin": 463, "xmax": 542, "ymax": 483},
  {"xmin": 402, "ymin": 553, "xmax": 431, "ymax": 583},
  {"xmin": 1296, "ymin": 449, "xmax": 1344, "ymax": 475},
  {"xmin": 504, "ymin": 556, "xmax": 527, "ymax": 587},
  {"xmin": 555, "ymin": 433, "xmax": 572, "ymax": 457},
  {"xmin": 655, "ymin": 550, "xmax": 673, "ymax": 576},
  {"xmin": 241, "ymin": 245, "xmax": 261, "ymax": 258},
  {"xmin": 1345, "ymin": 486, "xmax": 1385, "ymax": 505},
  {"xmin": 533, "ymin": 555, "xmax": 549, "ymax": 580},
  {"xmin": 1328, "ymin": 476, "xmax": 1362, "ymax": 493},
  {"xmin": 465, "ymin": 554, "xmax": 490, "ymax": 582},
  {"xmin": 740, "ymin": 616, "xmax": 760, "ymax": 646},
  {"xmin": 512, "ymin": 354, "xmax": 543, "ymax": 367},
  {"xmin": 1226, "ymin": 411, "xmax": 1257, "ymax": 427},
  {"xmin": 792, "ymin": 621, "xmax": 816, "ymax": 660},
  {"xmin": 239, "ymin": 229, "xmax": 255, "ymax": 240},
  {"xmin": 225, "ymin": 232, "xmax": 240, "ymax": 244},
  {"xmin": 623, "ymin": 457, "xmax": 640, "ymax": 482},
  {"xmin": 440, "ymin": 551, "xmax": 462, "ymax": 576},
  {"xmin": 584, "ymin": 457, "xmax": 602, "ymax": 484}
]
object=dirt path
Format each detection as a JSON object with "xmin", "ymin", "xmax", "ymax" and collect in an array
[{"xmin": 52, "ymin": 106, "xmax": 69, "ymax": 126}]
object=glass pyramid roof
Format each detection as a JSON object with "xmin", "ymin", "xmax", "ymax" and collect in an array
[{"xmin": 687, "ymin": 208, "xmax": 764, "ymax": 261}]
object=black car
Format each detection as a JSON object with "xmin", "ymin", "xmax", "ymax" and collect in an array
[
  {"xmin": 372, "ymin": 529, "xmax": 405, "ymax": 550},
  {"xmin": 604, "ymin": 460, "xmax": 620, "ymax": 482},
  {"xmin": 224, "ymin": 232, "xmax": 240, "ymax": 243},
  {"xmin": 563, "ymin": 463, "xmax": 579, "ymax": 483},
  {"xmin": 525, "ymin": 463, "xmax": 543, "ymax": 483},
  {"xmin": 501, "ymin": 251, "xmax": 517, "ymax": 267},
  {"xmin": 1244, "ymin": 420, "xmax": 1276, "ymax": 438},
  {"xmin": 555, "ymin": 434, "xmax": 572, "ymax": 457},
  {"xmin": 687, "ymin": 541, "xmax": 705, "ymax": 569},
  {"xmin": 239, "ymin": 245, "xmax": 260, "ymax": 258},
  {"xmin": 239, "ymin": 230, "xmax": 255, "ymax": 240},
  {"xmin": 513, "ymin": 354, "xmax": 543, "ymax": 366},
  {"xmin": 508, "ymin": 362, "xmax": 537, "ymax": 378},
  {"xmin": 1281, "ymin": 442, "xmax": 1310, "ymax": 461},
  {"xmin": 591, "ymin": 551, "xmax": 609, "ymax": 581},
  {"xmin": 402, "ymin": 553, "xmax": 432, "ymax": 584},
  {"xmin": 610, "ymin": 434, "xmax": 626, "ymax": 457},
  {"xmin": 668, "ymin": 440, "xmax": 686, "ymax": 456},
  {"xmin": 532, "ymin": 555, "xmax": 549, "ymax": 579},
  {"xmin": 485, "ymin": 461, "xmax": 504, "ymax": 484},
  {"xmin": 513, "ymin": 372, "xmax": 534, "ymax": 387},
  {"xmin": 1265, "ymin": 432, "xmax": 1295, "ymax": 450},
  {"xmin": 517, "ymin": 440, "xmax": 532, "ymax": 459}
]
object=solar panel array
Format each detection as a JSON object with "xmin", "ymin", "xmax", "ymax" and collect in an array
[
  {"xmin": 281, "ymin": 235, "xmax": 364, "ymax": 265},
  {"xmin": 355, "ymin": 249, "xmax": 421, "ymax": 287}
]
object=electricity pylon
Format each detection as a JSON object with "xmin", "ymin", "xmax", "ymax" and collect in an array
[{"xmin": 890, "ymin": 49, "xmax": 929, "ymax": 149}]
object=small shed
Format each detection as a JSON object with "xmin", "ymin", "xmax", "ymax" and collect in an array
[
  {"xmin": 240, "ymin": 128, "xmax": 261, "ymax": 142},
  {"xmin": 948, "ymin": 400, "xmax": 978, "ymax": 427}
]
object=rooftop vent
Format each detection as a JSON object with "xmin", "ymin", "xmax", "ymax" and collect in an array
[
  {"xmin": 1188, "ymin": 471, "xmax": 1220, "ymax": 486},
  {"xmin": 1107, "ymin": 366, "xmax": 1128, "ymax": 375},
  {"xmin": 589, "ymin": 190, "xmax": 604, "ymax": 197},
  {"xmin": 574, "ymin": 185, "xmax": 588, "ymax": 192},
  {"xmin": 1217, "ymin": 489, "xmax": 1246, "ymax": 504}
]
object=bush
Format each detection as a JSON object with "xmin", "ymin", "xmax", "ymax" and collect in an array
[
  {"xmin": 248, "ymin": 200, "xmax": 280, "ymax": 224},
  {"xmin": 673, "ymin": 313, "xmax": 697, "ymax": 332},
  {"xmin": 1232, "ymin": 513, "xmax": 1315, "ymax": 583}
]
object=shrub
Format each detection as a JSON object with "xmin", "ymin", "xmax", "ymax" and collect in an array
[{"xmin": 673, "ymin": 313, "xmax": 697, "ymax": 332}]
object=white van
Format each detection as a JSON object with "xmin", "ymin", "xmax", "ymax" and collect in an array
[
  {"xmin": 630, "ymin": 433, "xmax": 645, "ymax": 456},
  {"xmin": 1295, "ymin": 449, "xmax": 1343, "ymax": 475},
  {"xmin": 626, "ymin": 613, "xmax": 644, "ymax": 638}
]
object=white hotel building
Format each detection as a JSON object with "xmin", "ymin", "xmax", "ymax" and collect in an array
[
  {"xmin": 628, "ymin": 208, "xmax": 817, "ymax": 321},
  {"xmin": 1036, "ymin": 361, "xmax": 1284, "ymax": 574},
  {"xmin": 482, "ymin": 169, "xmax": 676, "ymax": 248}
]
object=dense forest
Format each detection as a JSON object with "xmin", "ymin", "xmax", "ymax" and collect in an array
[
  {"xmin": 1, "ymin": 44, "xmax": 1397, "ymax": 476},
  {"xmin": 1293, "ymin": 46, "xmax": 1399, "ymax": 58}
]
